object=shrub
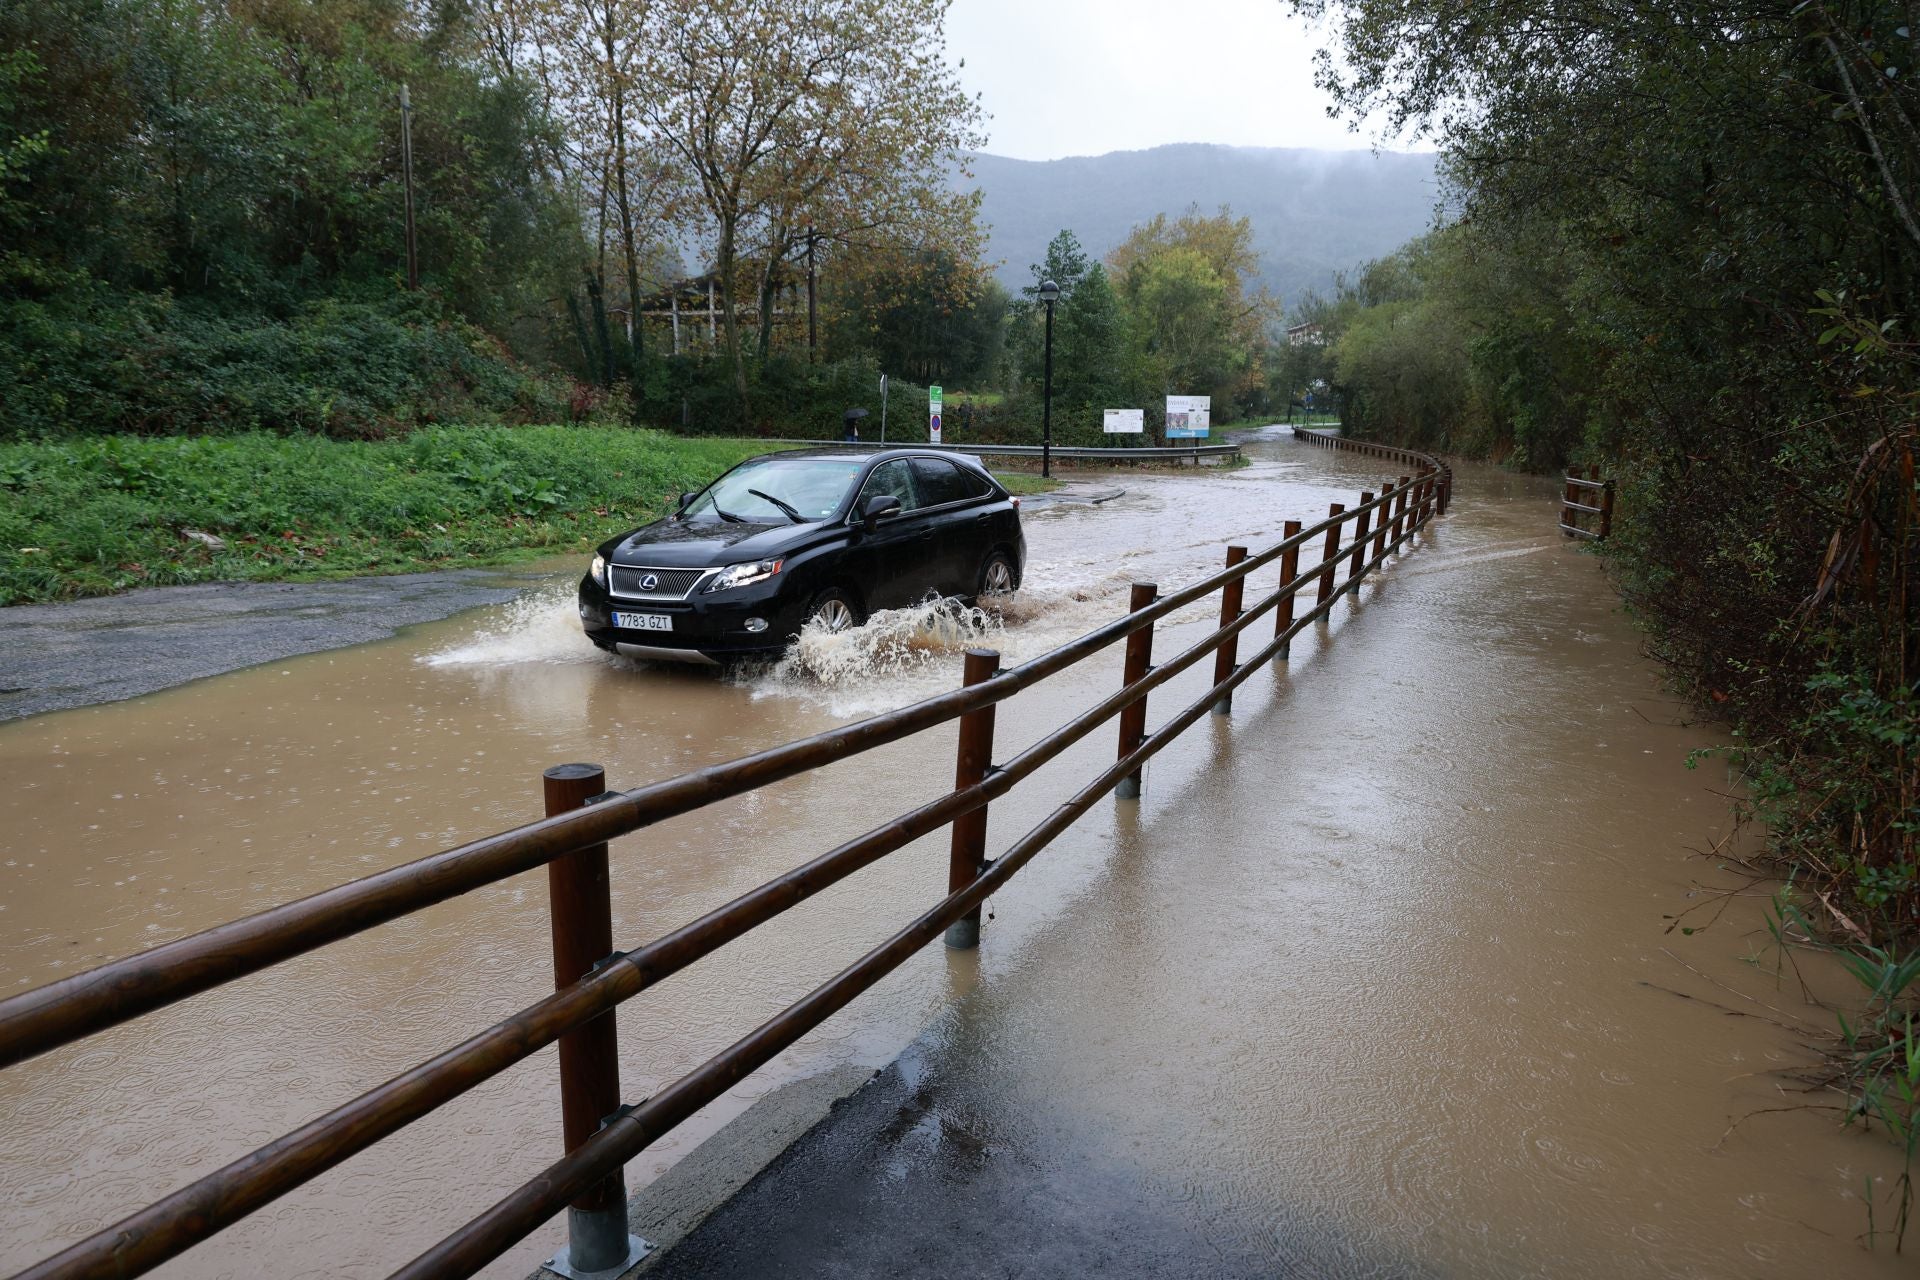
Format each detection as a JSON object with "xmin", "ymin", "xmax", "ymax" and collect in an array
[{"xmin": 0, "ymin": 283, "xmax": 575, "ymax": 440}]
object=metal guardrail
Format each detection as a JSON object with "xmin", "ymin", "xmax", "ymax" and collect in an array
[
  {"xmin": 1561, "ymin": 466, "xmax": 1614, "ymax": 540},
  {"xmin": 0, "ymin": 435, "xmax": 1452, "ymax": 1280},
  {"xmin": 1292, "ymin": 426, "xmax": 1455, "ymax": 512},
  {"xmin": 782, "ymin": 438, "xmax": 1242, "ymax": 462}
]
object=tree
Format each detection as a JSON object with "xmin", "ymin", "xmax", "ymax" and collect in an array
[
  {"xmin": 823, "ymin": 250, "xmax": 1005, "ymax": 386},
  {"xmin": 517, "ymin": 0, "xmax": 667, "ymax": 386},
  {"xmin": 1108, "ymin": 206, "xmax": 1277, "ymax": 413},
  {"xmin": 1024, "ymin": 229, "xmax": 1091, "ymax": 301},
  {"xmin": 643, "ymin": 0, "xmax": 985, "ymax": 411},
  {"xmin": 1007, "ymin": 230, "xmax": 1092, "ymax": 392},
  {"xmin": 1052, "ymin": 263, "xmax": 1126, "ymax": 414},
  {"xmin": 1117, "ymin": 245, "xmax": 1236, "ymax": 399}
]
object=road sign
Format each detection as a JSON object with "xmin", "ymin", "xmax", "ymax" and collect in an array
[
  {"xmin": 1165, "ymin": 394, "xmax": 1211, "ymax": 439},
  {"xmin": 1103, "ymin": 408, "xmax": 1144, "ymax": 434},
  {"xmin": 929, "ymin": 385, "xmax": 943, "ymax": 444}
]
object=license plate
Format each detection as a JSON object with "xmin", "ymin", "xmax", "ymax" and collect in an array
[{"xmin": 613, "ymin": 611, "xmax": 673, "ymax": 633}]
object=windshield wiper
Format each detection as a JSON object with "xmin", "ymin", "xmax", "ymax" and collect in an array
[
  {"xmin": 748, "ymin": 488, "xmax": 805, "ymax": 524},
  {"xmin": 710, "ymin": 501, "xmax": 743, "ymax": 523}
]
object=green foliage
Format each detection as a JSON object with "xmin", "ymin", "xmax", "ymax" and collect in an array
[
  {"xmin": 635, "ymin": 354, "xmax": 926, "ymax": 440},
  {"xmin": 1761, "ymin": 884, "xmax": 1918, "ymax": 1249},
  {"xmin": 1298, "ymin": 0, "xmax": 1920, "ymax": 957},
  {"xmin": 995, "ymin": 220, "xmax": 1277, "ymax": 443},
  {"xmin": 1287, "ymin": 225, "xmax": 1600, "ymax": 465},
  {"xmin": 0, "ymin": 0, "xmax": 585, "ymax": 438},
  {"xmin": 821, "ymin": 251, "xmax": 1005, "ymax": 388},
  {"xmin": 0, "ymin": 427, "xmax": 780, "ymax": 602},
  {"xmin": 0, "ymin": 284, "xmax": 572, "ymax": 438},
  {"xmin": 2, "ymin": 0, "xmax": 578, "ymax": 318}
]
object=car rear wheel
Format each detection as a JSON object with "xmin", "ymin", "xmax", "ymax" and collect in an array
[
  {"xmin": 978, "ymin": 551, "xmax": 1018, "ymax": 598},
  {"xmin": 805, "ymin": 587, "xmax": 864, "ymax": 633}
]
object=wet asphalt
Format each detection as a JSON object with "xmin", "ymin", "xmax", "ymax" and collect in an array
[
  {"xmin": 636, "ymin": 1043, "xmax": 1346, "ymax": 1280},
  {"xmin": 0, "ymin": 568, "xmax": 544, "ymax": 722}
]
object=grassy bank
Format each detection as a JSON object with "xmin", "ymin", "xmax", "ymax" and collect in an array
[
  {"xmin": 0, "ymin": 428, "xmax": 784, "ymax": 604},
  {"xmin": 991, "ymin": 473, "xmax": 1060, "ymax": 497}
]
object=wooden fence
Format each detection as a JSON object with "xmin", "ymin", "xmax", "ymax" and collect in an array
[{"xmin": 0, "ymin": 435, "xmax": 1452, "ymax": 1280}]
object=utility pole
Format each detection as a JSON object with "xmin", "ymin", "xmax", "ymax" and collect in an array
[
  {"xmin": 399, "ymin": 84, "xmax": 418, "ymax": 291},
  {"xmin": 806, "ymin": 226, "xmax": 818, "ymax": 362}
]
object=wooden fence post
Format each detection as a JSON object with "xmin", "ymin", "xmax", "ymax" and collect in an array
[
  {"xmin": 1115, "ymin": 583, "xmax": 1156, "ymax": 799},
  {"xmin": 1316, "ymin": 504, "xmax": 1345, "ymax": 607},
  {"xmin": 1275, "ymin": 519, "xmax": 1302, "ymax": 660},
  {"xmin": 541, "ymin": 764, "xmax": 638, "ymax": 1275},
  {"xmin": 1347, "ymin": 492, "xmax": 1374, "ymax": 584},
  {"xmin": 1212, "ymin": 546, "xmax": 1248, "ymax": 715},
  {"xmin": 944, "ymin": 648, "xmax": 1001, "ymax": 949}
]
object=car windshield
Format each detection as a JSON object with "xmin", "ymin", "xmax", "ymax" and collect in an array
[{"xmin": 685, "ymin": 456, "xmax": 867, "ymax": 524}]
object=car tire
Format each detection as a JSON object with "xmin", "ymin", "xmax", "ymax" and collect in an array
[
  {"xmin": 977, "ymin": 550, "xmax": 1019, "ymax": 598},
  {"xmin": 804, "ymin": 586, "xmax": 865, "ymax": 634}
]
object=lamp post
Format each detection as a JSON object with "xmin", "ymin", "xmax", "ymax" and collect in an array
[{"xmin": 1038, "ymin": 278, "xmax": 1059, "ymax": 479}]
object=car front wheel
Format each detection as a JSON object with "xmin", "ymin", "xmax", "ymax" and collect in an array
[{"xmin": 804, "ymin": 587, "xmax": 864, "ymax": 633}]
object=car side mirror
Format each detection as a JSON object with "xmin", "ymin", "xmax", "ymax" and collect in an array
[
  {"xmin": 860, "ymin": 494, "xmax": 901, "ymax": 526},
  {"xmin": 677, "ymin": 491, "xmax": 697, "ymax": 510}
]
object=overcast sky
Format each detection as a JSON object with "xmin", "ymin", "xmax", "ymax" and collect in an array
[{"xmin": 944, "ymin": 0, "xmax": 1417, "ymax": 160}]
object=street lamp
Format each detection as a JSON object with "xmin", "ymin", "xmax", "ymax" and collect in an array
[{"xmin": 1038, "ymin": 279, "xmax": 1059, "ymax": 478}]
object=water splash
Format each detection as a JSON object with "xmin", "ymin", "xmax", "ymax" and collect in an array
[
  {"xmin": 419, "ymin": 585, "xmax": 609, "ymax": 668},
  {"xmin": 776, "ymin": 597, "xmax": 1007, "ymax": 688}
]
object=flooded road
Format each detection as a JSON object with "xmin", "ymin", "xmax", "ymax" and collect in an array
[{"xmin": 0, "ymin": 433, "xmax": 1906, "ymax": 1278}]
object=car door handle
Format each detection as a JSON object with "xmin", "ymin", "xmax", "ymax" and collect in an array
[{"xmin": 917, "ymin": 528, "xmax": 934, "ymax": 540}]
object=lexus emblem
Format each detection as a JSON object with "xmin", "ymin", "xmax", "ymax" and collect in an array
[{"xmin": 640, "ymin": 573, "xmax": 660, "ymax": 591}]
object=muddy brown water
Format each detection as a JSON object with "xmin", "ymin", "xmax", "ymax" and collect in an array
[{"xmin": 0, "ymin": 431, "xmax": 1908, "ymax": 1278}]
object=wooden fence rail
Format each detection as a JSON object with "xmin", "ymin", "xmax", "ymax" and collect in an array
[
  {"xmin": 1561, "ymin": 464, "xmax": 1615, "ymax": 540},
  {"xmin": 1292, "ymin": 424, "xmax": 1453, "ymax": 516},
  {"xmin": 1, "ymin": 433, "xmax": 1453, "ymax": 1280}
]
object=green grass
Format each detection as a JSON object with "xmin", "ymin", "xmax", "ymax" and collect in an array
[
  {"xmin": 0, "ymin": 427, "xmax": 789, "ymax": 604},
  {"xmin": 992, "ymin": 472, "xmax": 1063, "ymax": 497}
]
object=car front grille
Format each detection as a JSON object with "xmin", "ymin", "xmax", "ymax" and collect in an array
[{"xmin": 608, "ymin": 564, "xmax": 709, "ymax": 600}]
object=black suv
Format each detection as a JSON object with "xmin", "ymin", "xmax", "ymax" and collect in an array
[{"xmin": 578, "ymin": 448, "xmax": 1026, "ymax": 663}]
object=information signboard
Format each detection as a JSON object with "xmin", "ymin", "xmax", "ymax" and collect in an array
[
  {"xmin": 1165, "ymin": 394, "xmax": 1211, "ymax": 439},
  {"xmin": 1103, "ymin": 408, "xmax": 1144, "ymax": 434},
  {"xmin": 929, "ymin": 384, "xmax": 943, "ymax": 444}
]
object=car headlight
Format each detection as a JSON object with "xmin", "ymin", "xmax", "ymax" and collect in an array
[
  {"xmin": 590, "ymin": 554, "xmax": 606, "ymax": 587},
  {"xmin": 702, "ymin": 558, "xmax": 783, "ymax": 593}
]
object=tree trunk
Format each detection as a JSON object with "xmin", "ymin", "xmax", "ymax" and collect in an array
[
  {"xmin": 584, "ymin": 268, "xmax": 614, "ymax": 388},
  {"xmin": 605, "ymin": 37, "xmax": 645, "ymax": 384},
  {"xmin": 715, "ymin": 222, "xmax": 751, "ymax": 417},
  {"xmin": 564, "ymin": 290, "xmax": 596, "ymax": 381},
  {"xmin": 754, "ymin": 234, "xmax": 783, "ymax": 364}
]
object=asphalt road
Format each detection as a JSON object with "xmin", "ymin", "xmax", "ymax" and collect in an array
[
  {"xmin": 634, "ymin": 1042, "xmax": 1343, "ymax": 1280},
  {"xmin": 0, "ymin": 568, "xmax": 547, "ymax": 722}
]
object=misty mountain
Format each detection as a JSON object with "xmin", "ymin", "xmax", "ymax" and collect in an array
[{"xmin": 962, "ymin": 144, "xmax": 1443, "ymax": 312}]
